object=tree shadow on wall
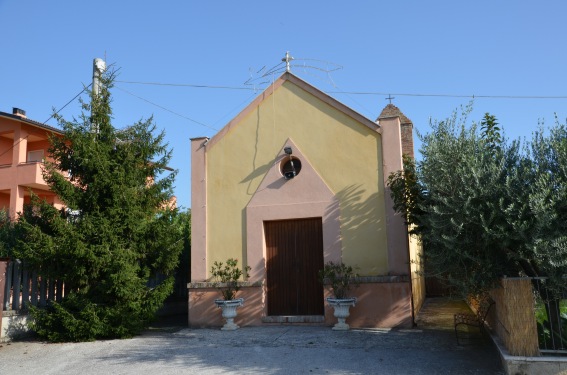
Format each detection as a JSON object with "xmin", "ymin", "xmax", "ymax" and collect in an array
[{"xmin": 328, "ymin": 184, "xmax": 383, "ymax": 254}]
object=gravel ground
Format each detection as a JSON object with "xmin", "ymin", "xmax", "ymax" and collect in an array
[{"xmin": 0, "ymin": 325, "xmax": 503, "ymax": 375}]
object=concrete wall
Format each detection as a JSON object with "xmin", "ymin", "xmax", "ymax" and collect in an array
[
  {"xmin": 0, "ymin": 137, "xmax": 12, "ymax": 165},
  {"xmin": 200, "ymin": 77, "xmax": 388, "ymax": 277},
  {"xmin": 188, "ymin": 278, "xmax": 413, "ymax": 329},
  {"xmin": 189, "ymin": 74, "xmax": 414, "ymax": 329},
  {"xmin": 1, "ymin": 311, "xmax": 31, "ymax": 342},
  {"xmin": 188, "ymin": 284, "xmax": 265, "ymax": 328}
]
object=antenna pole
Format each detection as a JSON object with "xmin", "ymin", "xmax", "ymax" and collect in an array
[
  {"xmin": 91, "ymin": 58, "xmax": 106, "ymax": 133},
  {"xmin": 92, "ymin": 58, "xmax": 106, "ymax": 99}
]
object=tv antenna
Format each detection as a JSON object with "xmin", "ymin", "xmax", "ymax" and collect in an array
[{"xmin": 244, "ymin": 51, "xmax": 343, "ymax": 90}]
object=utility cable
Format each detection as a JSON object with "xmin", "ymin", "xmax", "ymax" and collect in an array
[
  {"xmin": 116, "ymin": 80, "xmax": 257, "ymax": 91},
  {"xmin": 115, "ymin": 78, "xmax": 567, "ymax": 100},
  {"xmin": 43, "ymin": 83, "xmax": 92, "ymax": 124},
  {"xmin": 211, "ymin": 91, "xmax": 258, "ymax": 128},
  {"xmin": 326, "ymin": 91, "xmax": 567, "ymax": 99},
  {"xmin": 115, "ymin": 86, "xmax": 217, "ymax": 131},
  {"xmin": 0, "ymin": 84, "xmax": 92, "ymax": 160}
]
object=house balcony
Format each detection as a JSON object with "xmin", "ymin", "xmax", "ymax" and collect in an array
[{"xmin": 0, "ymin": 162, "xmax": 49, "ymax": 191}]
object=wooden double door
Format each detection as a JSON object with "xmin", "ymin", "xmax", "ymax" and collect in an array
[{"xmin": 264, "ymin": 218, "xmax": 324, "ymax": 316}]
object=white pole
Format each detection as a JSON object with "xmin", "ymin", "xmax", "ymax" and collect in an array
[
  {"xmin": 91, "ymin": 58, "xmax": 106, "ymax": 133},
  {"xmin": 92, "ymin": 58, "xmax": 106, "ymax": 98}
]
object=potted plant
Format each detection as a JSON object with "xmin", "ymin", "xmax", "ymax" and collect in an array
[
  {"xmin": 318, "ymin": 261, "xmax": 359, "ymax": 330},
  {"xmin": 210, "ymin": 258, "xmax": 251, "ymax": 330}
]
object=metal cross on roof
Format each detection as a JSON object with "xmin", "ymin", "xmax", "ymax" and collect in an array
[
  {"xmin": 386, "ymin": 94, "xmax": 395, "ymax": 104},
  {"xmin": 282, "ymin": 51, "xmax": 294, "ymax": 73}
]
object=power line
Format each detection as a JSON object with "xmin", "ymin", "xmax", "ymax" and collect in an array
[
  {"xmin": 114, "ymin": 57, "xmax": 567, "ymax": 131},
  {"xmin": 115, "ymin": 86, "xmax": 217, "ymax": 131},
  {"xmin": 293, "ymin": 58, "xmax": 343, "ymax": 71},
  {"xmin": 43, "ymin": 83, "xmax": 92, "ymax": 124},
  {"xmin": 0, "ymin": 85, "xmax": 92, "ymax": 160},
  {"xmin": 211, "ymin": 91, "xmax": 258, "ymax": 128},
  {"xmin": 115, "ymin": 78, "xmax": 567, "ymax": 100},
  {"xmin": 116, "ymin": 80, "xmax": 257, "ymax": 91},
  {"xmin": 326, "ymin": 91, "xmax": 567, "ymax": 99}
]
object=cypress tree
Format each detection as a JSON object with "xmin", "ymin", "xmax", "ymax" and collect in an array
[{"xmin": 14, "ymin": 68, "xmax": 183, "ymax": 342}]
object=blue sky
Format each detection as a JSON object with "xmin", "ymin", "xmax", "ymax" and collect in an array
[{"xmin": 1, "ymin": 1, "xmax": 566, "ymax": 209}]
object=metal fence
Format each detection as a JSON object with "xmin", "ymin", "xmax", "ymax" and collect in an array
[{"xmin": 532, "ymin": 277, "xmax": 567, "ymax": 354}]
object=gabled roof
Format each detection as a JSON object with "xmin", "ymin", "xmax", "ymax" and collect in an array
[
  {"xmin": 206, "ymin": 72, "xmax": 380, "ymax": 148},
  {"xmin": 0, "ymin": 111, "xmax": 62, "ymax": 134}
]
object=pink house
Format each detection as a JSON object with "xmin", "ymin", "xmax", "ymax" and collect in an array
[{"xmin": 0, "ymin": 108, "xmax": 64, "ymax": 220}]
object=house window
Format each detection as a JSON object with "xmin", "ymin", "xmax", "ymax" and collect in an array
[{"xmin": 27, "ymin": 150, "xmax": 44, "ymax": 163}]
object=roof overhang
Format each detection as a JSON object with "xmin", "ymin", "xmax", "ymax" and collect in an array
[{"xmin": 0, "ymin": 111, "xmax": 63, "ymax": 135}]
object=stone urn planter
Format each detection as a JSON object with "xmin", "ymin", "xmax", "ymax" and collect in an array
[
  {"xmin": 319, "ymin": 261, "xmax": 359, "ymax": 330},
  {"xmin": 326, "ymin": 297, "xmax": 357, "ymax": 331},
  {"xmin": 214, "ymin": 298, "xmax": 245, "ymax": 330},
  {"xmin": 210, "ymin": 258, "xmax": 250, "ymax": 331}
]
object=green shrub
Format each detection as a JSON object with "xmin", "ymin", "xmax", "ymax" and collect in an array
[
  {"xmin": 318, "ymin": 261, "xmax": 359, "ymax": 299},
  {"xmin": 210, "ymin": 258, "xmax": 250, "ymax": 300}
]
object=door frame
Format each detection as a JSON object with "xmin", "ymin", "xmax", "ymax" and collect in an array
[
  {"xmin": 264, "ymin": 218, "xmax": 325, "ymax": 316},
  {"xmin": 246, "ymin": 199, "xmax": 342, "ymax": 319},
  {"xmin": 246, "ymin": 200, "xmax": 342, "ymax": 281}
]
